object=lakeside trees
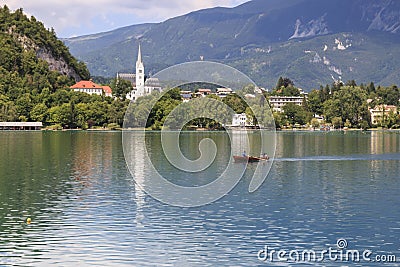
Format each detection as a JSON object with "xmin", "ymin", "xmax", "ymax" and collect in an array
[
  {"xmin": 2, "ymin": 76, "xmax": 399, "ymax": 130},
  {"xmin": 263, "ymin": 78, "xmax": 400, "ymax": 129}
]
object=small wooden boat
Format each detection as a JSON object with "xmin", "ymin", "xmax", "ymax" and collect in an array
[{"xmin": 233, "ymin": 155, "xmax": 269, "ymax": 163}]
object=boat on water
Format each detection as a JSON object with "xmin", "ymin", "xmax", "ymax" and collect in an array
[{"xmin": 233, "ymin": 155, "xmax": 269, "ymax": 163}]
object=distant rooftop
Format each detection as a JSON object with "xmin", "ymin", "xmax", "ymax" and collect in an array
[{"xmin": 70, "ymin": 80, "xmax": 103, "ymax": 89}]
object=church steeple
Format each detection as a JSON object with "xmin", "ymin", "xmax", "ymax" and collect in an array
[
  {"xmin": 135, "ymin": 43, "xmax": 145, "ymax": 97},
  {"xmin": 137, "ymin": 43, "xmax": 142, "ymax": 65}
]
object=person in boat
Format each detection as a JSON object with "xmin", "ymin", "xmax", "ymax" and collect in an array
[
  {"xmin": 261, "ymin": 152, "xmax": 269, "ymax": 159},
  {"xmin": 242, "ymin": 150, "xmax": 247, "ymax": 157}
]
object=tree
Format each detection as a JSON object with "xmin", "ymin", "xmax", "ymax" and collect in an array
[
  {"xmin": 276, "ymin": 77, "xmax": 284, "ymax": 89},
  {"xmin": 30, "ymin": 103, "xmax": 48, "ymax": 122},
  {"xmin": 15, "ymin": 93, "xmax": 33, "ymax": 120},
  {"xmin": 111, "ymin": 78, "xmax": 133, "ymax": 99},
  {"xmin": 0, "ymin": 94, "xmax": 18, "ymax": 121},
  {"xmin": 283, "ymin": 103, "xmax": 311, "ymax": 126},
  {"xmin": 376, "ymin": 85, "xmax": 400, "ymax": 106},
  {"xmin": 222, "ymin": 94, "xmax": 247, "ymax": 113},
  {"xmin": 323, "ymin": 85, "xmax": 368, "ymax": 127},
  {"xmin": 345, "ymin": 80, "xmax": 357, "ymax": 87},
  {"xmin": 242, "ymin": 84, "xmax": 256, "ymax": 94},
  {"xmin": 307, "ymin": 89, "xmax": 323, "ymax": 114},
  {"xmin": 273, "ymin": 112, "xmax": 285, "ymax": 129},
  {"xmin": 344, "ymin": 119, "xmax": 352, "ymax": 128},
  {"xmin": 331, "ymin": 117, "xmax": 343, "ymax": 129},
  {"xmin": 282, "ymin": 86, "xmax": 300, "ymax": 96},
  {"xmin": 74, "ymin": 103, "xmax": 90, "ymax": 129},
  {"xmin": 276, "ymin": 77, "xmax": 294, "ymax": 89},
  {"xmin": 367, "ymin": 82, "xmax": 376, "ymax": 95},
  {"xmin": 323, "ymin": 98, "xmax": 341, "ymax": 122},
  {"xmin": 89, "ymin": 101, "xmax": 109, "ymax": 127},
  {"xmin": 108, "ymin": 99, "xmax": 127, "ymax": 125},
  {"xmin": 271, "ymin": 83, "xmax": 300, "ymax": 96},
  {"xmin": 164, "ymin": 87, "xmax": 182, "ymax": 101},
  {"xmin": 310, "ymin": 118, "xmax": 320, "ymax": 130}
]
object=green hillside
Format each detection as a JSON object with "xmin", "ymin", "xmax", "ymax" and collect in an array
[{"xmin": 0, "ymin": 5, "xmax": 127, "ymax": 128}]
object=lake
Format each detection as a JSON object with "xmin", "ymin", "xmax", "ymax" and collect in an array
[{"xmin": 0, "ymin": 131, "xmax": 399, "ymax": 266}]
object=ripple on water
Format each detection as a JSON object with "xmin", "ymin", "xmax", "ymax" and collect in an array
[{"xmin": 0, "ymin": 132, "xmax": 399, "ymax": 266}]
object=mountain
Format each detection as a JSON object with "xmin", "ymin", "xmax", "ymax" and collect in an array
[
  {"xmin": 63, "ymin": 0, "xmax": 400, "ymax": 90},
  {"xmin": 62, "ymin": 23, "xmax": 155, "ymax": 57}
]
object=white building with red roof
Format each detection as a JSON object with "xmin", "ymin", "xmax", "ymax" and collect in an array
[
  {"xmin": 70, "ymin": 80, "xmax": 112, "ymax": 97},
  {"xmin": 102, "ymin": 86, "xmax": 113, "ymax": 97}
]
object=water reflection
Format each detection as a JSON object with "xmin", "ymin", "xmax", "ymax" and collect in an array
[
  {"xmin": 125, "ymin": 132, "xmax": 147, "ymax": 227},
  {"xmin": 0, "ymin": 131, "xmax": 399, "ymax": 266}
]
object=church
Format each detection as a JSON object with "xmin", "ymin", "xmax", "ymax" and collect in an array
[{"xmin": 117, "ymin": 44, "xmax": 162, "ymax": 101}]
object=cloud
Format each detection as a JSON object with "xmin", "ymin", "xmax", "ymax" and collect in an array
[{"xmin": 4, "ymin": 0, "xmax": 249, "ymax": 37}]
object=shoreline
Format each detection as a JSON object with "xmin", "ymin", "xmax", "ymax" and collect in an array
[{"xmin": 1, "ymin": 128, "xmax": 400, "ymax": 133}]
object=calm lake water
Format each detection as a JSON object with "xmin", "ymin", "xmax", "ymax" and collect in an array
[{"xmin": 0, "ymin": 131, "xmax": 399, "ymax": 266}]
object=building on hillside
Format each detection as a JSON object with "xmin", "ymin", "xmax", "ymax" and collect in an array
[
  {"xmin": 70, "ymin": 80, "xmax": 113, "ymax": 97},
  {"xmin": 370, "ymin": 105, "xmax": 398, "ymax": 125},
  {"xmin": 180, "ymin": 91, "xmax": 192, "ymax": 102},
  {"xmin": 268, "ymin": 96, "xmax": 305, "ymax": 112},
  {"xmin": 195, "ymin": 89, "xmax": 212, "ymax": 97},
  {"xmin": 117, "ymin": 44, "xmax": 162, "ymax": 101},
  {"xmin": 216, "ymin": 88, "xmax": 233, "ymax": 98}
]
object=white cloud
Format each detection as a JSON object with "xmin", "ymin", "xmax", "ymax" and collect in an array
[{"xmin": 3, "ymin": 0, "xmax": 249, "ymax": 37}]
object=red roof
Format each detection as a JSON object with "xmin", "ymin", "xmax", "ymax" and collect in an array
[
  {"xmin": 102, "ymin": 86, "xmax": 112, "ymax": 94},
  {"xmin": 70, "ymin": 80, "xmax": 103, "ymax": 89}
]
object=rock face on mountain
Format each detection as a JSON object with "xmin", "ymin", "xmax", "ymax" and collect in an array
[
  {"xmin": 1, "ymin": 6, "xmax": 90, "ymax": 82},
  {"xmin": 64, "ymin": 0, "xmax": 400, "ymax": 89},
  {"xmin": 36, "ymin": 47, "xmax": 82, "ymax": 81},
  {"xmin": 7, "ymin": 25, "xmax": 84, "ymax": 81}
]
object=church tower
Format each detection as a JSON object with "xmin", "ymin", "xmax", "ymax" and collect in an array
[{"xmin": 135, "ymin": 44, "xmax": 145, "ymax": 96}]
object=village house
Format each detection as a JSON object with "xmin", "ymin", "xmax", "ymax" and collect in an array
[
  {"xmin": 70, "ymin": 80, "xmax": 112, "ymax": 97},
  {"xmin": 268, "ymin": 95, "xmax": 305, "ymax": 112},
  {"xmin": 216, "ymin": 87, "xmax": 233, "ymax": 98},
  {"xmin": 369, "ymin": 104, "xmax": 398, "ymax": 125},
  {"xmin": 231, "ymin": 113, "xmax": 254, "ymax": 127},
  {"xmin": 195, "ymin": 89, "xmax": 212, "ymax": 97},
  {"xmin": 180, "ymin": 90, "xmax": 193, "ymax": 102}
]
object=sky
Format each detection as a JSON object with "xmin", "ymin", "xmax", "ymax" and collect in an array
[{"xmin": 4, "ymin": 0, "xmax": 250, "ymax": 38}]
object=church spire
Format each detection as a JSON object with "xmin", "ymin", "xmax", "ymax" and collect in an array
[
  {"xmin": 137, "ymin": 43, "xmax": 142, "ymax": 64},
  {"xmin": 135, "ymin": 43, "xmax": 145, "ymax": 97}
]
